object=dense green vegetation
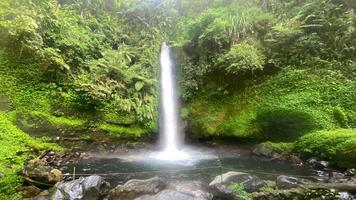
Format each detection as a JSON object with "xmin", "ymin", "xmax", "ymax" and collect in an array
[
  {"xmin": 174, "ymin": 0, "xmax": 355, "ymax": 165},
  {"xmin": 0, "ymin": 0, "xmax": 170, "ymax": 137},
  {"xmin": 0, "ymin": 113, "xmax": 60, "ymax": 199},
  {"xmin": 296, "ymin": 129, "xmax": 356, "ymax": 167},
  {"xmin": 0, "ymin": 0, "xmax": 355, "ymax": 198}
]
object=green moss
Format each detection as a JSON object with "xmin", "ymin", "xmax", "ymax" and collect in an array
[
  {"xmin": 259, "ymin": 185, "xmax": 274, "ymax": 193},
  {"xmin": 98, "ymin": 123, "xmax": 147, "ymax": 138},
  {"xmin": 228, "ymin": 182, "xmax": 252, "ymax": 199},
  {"xmin": 47, "ymin": 116, "xmax": 87, "ymax": 127},
  {"xmin": 186, "ymin": 69, "xmax": 355, "ymax": 140},
  {"xmin": 0, "ymin": 112, "xmax": 61, "ymax": 198},
  {"xmin": 295, "ymin": 129, "xmax": 356, "ymax": 167},
  {"xmin": 261, "ymin": 141, "xmax": 295, "ymax": 154}
]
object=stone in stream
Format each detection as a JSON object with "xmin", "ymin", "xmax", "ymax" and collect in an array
[
  {"xmin": 344, "ymin": 168, "xmax": 356, "ymax": 177},
  {"xmin": 135, "ymin": 189, "xmax": 203, "ymax": 200},
  {"xmin": 108, "ymin": 176, "xmax": 166, "ymax": 200},
  {"xmin": 134, "ymin": 180, "xmax": 213, "ymax": 200},
  {"xmin": 276, "ymin": 175, "xmax": 305, "ymax": 189},
  {"xmin": 34, "ymin": 175, "xmax": 110, "ymax": 200},
  {"xmin": 209, "ymin": 171, "xmax": 265, "ymax": 200},
  {"xmin": 210, "ymin": 171, "xmax": 265, "ymax": 192},
  {"xmin": 252, "ymin": 143, "xmax": 283, "ymax": 161},
  {"xmin": 170, "ymin": 181, "xmax": 213, "ymax": 200},
  {"xmin": 307, "ymin": 158, "xmax": 331, "ymax": 170}
]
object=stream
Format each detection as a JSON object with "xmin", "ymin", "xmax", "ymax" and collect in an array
[{"xmin": 64, "ymin": 145, "xmax": 317, "ymax": 187}]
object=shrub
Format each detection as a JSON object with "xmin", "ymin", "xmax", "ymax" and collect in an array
[
  {"xmin": 218, "ymin": 41, "xmax": 266, "ymax": 75},
  {"xmin": 295, "ymin": 129, "xmax": 356, "ymax": 167}
]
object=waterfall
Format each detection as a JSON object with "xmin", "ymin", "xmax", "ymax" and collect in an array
[{"xmin": 154, "ymin": 42, "xmax": 189, "ymax": 161}]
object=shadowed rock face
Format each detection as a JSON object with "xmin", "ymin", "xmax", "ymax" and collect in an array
[{"xmin": 276, "ymin": 175, "xmax": 305, "ymax": 189}]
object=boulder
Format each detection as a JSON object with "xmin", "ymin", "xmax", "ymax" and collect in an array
[
  {"xmin": 23, "ymin": 158, "xmax": 63, "ymax": 188},
  {"xmin": 210, "ymin": 184, "xmax": 245, "ymax": 200},
  {"xmin": 170, "ymin": 181, "xmax": 213, "ymax": 200},
  {"xmin": 108, "ymin": 177, "xmax": 165, "ymax": 200},
  {"xmin": 135, "ymin": 189, "xmax": 198, "ymax": 200},
  {"xmin": 22, "ymin": 185, "xmax": 42, "ymax": 198},
  {"xmin": 327, "ymin": 171, "xmax": 352, "ymax": 184},
  {"xmin": 210, "ymin": 171, "xmax": 265, "ymax": 192},
  {"xmin": 252, "ymin": 144, "xmax": 282, "ymax": 161},
  {"xmin": 252, "ymin": 143, "xmax": 303, "ymax": 164},
  {"xmin": 344, "ymin": 169, "xmax": 356, "ymax": 177},
  {"xmin": 50, "ymin": 175, "xmax": 110, "ymax": 200},
  {"xmin": 307, "ymin": 158, "xmax": 330, "ymax": 170},
  {"xmin": 339, "ymin": 192, "xmax": 353, "ymax": 200},
  {"xmin": 134, "ymin": 181, "xmax": 213, "ymax": 200},
  {"xmin": 276, "ymin": 175, "xmax": 305, "ymax": 189}
]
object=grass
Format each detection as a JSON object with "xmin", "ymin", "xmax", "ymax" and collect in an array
[
  {"xmin": 0, "ymin": 112, "xmax": 61, "ymax": 199},
  {"xmin": 35, "ymin": 112, "xmax": 87, "ymax": 127},
  {"xmin": 98, "ymin": 123, "xmax": 147, "ymax": 138}
]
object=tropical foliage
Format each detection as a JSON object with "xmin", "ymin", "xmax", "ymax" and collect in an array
[{"xmin": 0, "ymin": 0, "xmax": 355, "ymax": 197}]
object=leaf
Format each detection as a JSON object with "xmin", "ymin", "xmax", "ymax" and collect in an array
[{"xmin": 134, "ymin": 81, "xmax": 144, "ymax": 91}]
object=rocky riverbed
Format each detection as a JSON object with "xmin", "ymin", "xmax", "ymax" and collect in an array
[{"xmin": 20, "ymin": 144, "xmax": 356, "ymax": 200}]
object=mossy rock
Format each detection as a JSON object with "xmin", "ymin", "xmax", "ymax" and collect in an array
[{"xmin": 295, "ymin": 129, "xmax": 356, "ymax": 168}]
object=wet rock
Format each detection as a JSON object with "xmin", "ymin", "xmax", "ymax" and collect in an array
[
  {"xmin": 210, "ymin": 184, "xmax": 245, "ymax": 200},
  {"xmin": 51, "ymin": 175, "xmax": 110, "ymax": 200},
  {"xmin": 22, "ymin": 185, "xmax": 42, "ymax": 198},
  {"xmin": 339, "ymin": 192, "xmax": 353, "ymax": 200},
  {"xmin": 210, "ymin": 171, "xmax": 265, "ymax": 193},
  {"xmin": 252, "ymin": 188, "xmax": 307, "ymax": 200},
  {"xmin": 276, "ymin": 175, "xmax": 305, "ymax": 189},
  {"xmin": 328, "ymin": 171, "xmax": 347, "ymax": 183},
  {"xmin": 288, "ymin": 155, "xmax": 303, "ymax": 165},
  {"xmin": 329, "ymin": 172, "xmax": 345, "ymax": 179},
  {"xmin": 252, "ymin": 143, "xmax": 282, "ymax": 161},
  {"xmin": 23, "ymin": 159, "xmax": 63, "ymax": 188},
  {"xmin": 169, "ymin": 181, "xmax": 213, "ymax": 200},
  {"xmin": 135, "ymin": 189, "xmax": 198, "ymax": 200},
  {"xmin": 327, "ymin": 172, "xmax": 356, "ymax": 184},
  {"xmin": 345, "ymin": 169, "xmax": 356, "ymax": 177},
  {"xmin": 108, "ymin": 177, "xmax": 166, "ymax": 200},
  {"xmin": 307, "ymin": 158, "xmax": 330, "ymax": 170},
  {"xmin": 306, "ymin": 188, "xmax": 346, "ymax": 200}
]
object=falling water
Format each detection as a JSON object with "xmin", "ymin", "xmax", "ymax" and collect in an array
[{"xmin": 154, "ymin": 42, "xmax": 189, "ymax": 161}]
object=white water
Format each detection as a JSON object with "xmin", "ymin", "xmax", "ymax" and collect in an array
[{"xmin": 153, "ymin": 42, "xmax": 189, "ymax": 161}]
